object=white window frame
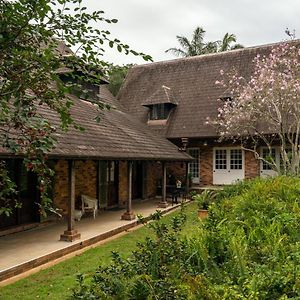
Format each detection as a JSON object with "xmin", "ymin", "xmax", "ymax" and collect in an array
[
  {"xmin": 187, "ymin": 148, "xmax": 200, "ymax": 184},
  {"xmin": 260, "ymin": 147, "xmax": 280, "ymax": 177},
  {"xmin": 213, "ymin": 147, "xmax": 245, "ymax": 185}
]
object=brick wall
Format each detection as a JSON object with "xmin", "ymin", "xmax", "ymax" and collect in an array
[
  {"xmin": 53, "ymin": 160, "xmax": 69, "ymax": 213},
  {"xmin": 74, "ymin": 160, "xmax": 97, "ymax": 207},
  {"xmin": 166, "ymin": 162, "xmax": 186, "ymax": 183},
  {"xmin": 53, "ymin": 159, "xmax": 97, "ymax": 214},
  {"xmin": 168, "ymin": 146, "xmax": 260, "ymax": 188},
  {"xmin": 146, "ymin": 162, "xmax": 162, "ymax": 198},
  {"xmin": 200, "ymin": 146, "xmax": 213, "ymax": 186},
  {"xmin": 52, "ymin": 153, "xmax": 261, "ymax": 213},
  {"xmin": 245, "ymin": 150, "xmax": 260, "ymax": 179}
]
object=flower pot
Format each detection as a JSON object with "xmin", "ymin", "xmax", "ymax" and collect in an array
[{"xmin": 198, "ymin": 209, "xmax": 208, "ymax": 219}]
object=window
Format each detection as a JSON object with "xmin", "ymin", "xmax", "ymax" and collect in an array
[
  {"xmin": 214, "ymin": 148, "xmax": 244, "ymax": 171},
  {"xmin": 149, "ymin": 104, "xmax": 172, "ymax": 120},
  {"xmin": 59, "ymin": 74, "xmax": 99, "ymax": 101},
  {"xmin": 230, "ymin": 149, "xmax": 243, "ymax": 170},
  {"xmin": 215, "ymin": 149, "xmax": 227, "ymax": 170},
  {"xmin": 262, "ymin": 148, "xmax": 276, "ymax": 170},
  {"xmin": 213, "ymin": 148, "xmax": 245, "ymax": 184},
  {"xmin": 188, "ymin": 148, "xmax": 200, "ymax": 183}
]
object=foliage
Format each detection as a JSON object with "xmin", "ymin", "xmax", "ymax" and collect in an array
[
  {"xmin": 0, "ymin": 0, "xmax": 150, "ymax": 215},
  {"xmin": 165, "ymin": 26, "xmax": 243, "ymax": 57},
  {"xmin": 71, "ymin": 207, "xmax": 211, "ymax": 300},
  {"xmin": 194, "ymin": 189, "xmax": 216, "ymax": 210},
  {"xmin": 0, "ymin": 161, "xmax": 19, "ymax": 216},
  {"xmin": 213, "ymin": 40, "xmax": 300, "ymax": 175},
  {"xmin": 72, "ymin": 177, "xmax": 300, "ymax": 299},
  {"xmin": 107, "ymin": 64, "xmax": 133, "ymax": 96},
  {"xmin": 197, "ymin": 176, "xmax": 300, "ymax": 299},
  {"xmin": 0, "ymin": 203, "xmax": 198, "ymax": 299}
]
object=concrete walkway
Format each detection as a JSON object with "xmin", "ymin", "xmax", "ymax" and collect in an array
[{"xmin": 0, "ymin": 199, "xmax": 182, "ymax": 281}]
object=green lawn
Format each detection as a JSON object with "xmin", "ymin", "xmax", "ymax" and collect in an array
[{"xmin": 0, "ymin": 202, "xmax": 199, "ymax": 300}]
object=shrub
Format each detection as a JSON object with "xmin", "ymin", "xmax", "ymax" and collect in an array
[
  {"xmin": 194, "ymin": 190, "xmax": 216, "ymax": 210},
  {"xmin": 72, "ymin": 176, "xmax": 300, "ymax": 299}
]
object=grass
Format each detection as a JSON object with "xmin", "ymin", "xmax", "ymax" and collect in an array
[{"xmin": 0, "ymin": 202, "xmax": 198, "ymax": 299}]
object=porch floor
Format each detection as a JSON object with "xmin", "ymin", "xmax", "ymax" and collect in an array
[{"xmin": 0, "ymin": 198, "xmax": 183, "ymax": 282}]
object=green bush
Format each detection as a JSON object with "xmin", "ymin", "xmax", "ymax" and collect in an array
[
  {"xmin": 198, "ymin": 176, "xmax": 300, "ymax": 299},
  {"xmin": 72, "ymin": 177, "xmax": 300, "ymax": 299},
  {"xmin": 194, "ymin": 190, "xmax": 217, "ymax": 210}
]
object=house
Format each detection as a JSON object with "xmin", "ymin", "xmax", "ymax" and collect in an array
[
  {"xmin": 1, "ymin": 40, "xmax": 297, "ymax": 240},
  {"xmin": 0, "ymin": 76, "xmax": 191, "ymax": 240},
  {"xmin": 117, "ymin": 41, "xmax": 299, "ymax": 187}
]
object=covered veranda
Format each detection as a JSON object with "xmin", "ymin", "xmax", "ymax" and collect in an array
[{"xmin": 0, "ymin": 199, "xmax": 187, "ymax": 283}]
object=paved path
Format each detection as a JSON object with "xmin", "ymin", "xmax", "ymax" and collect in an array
[{"xmin": 0, "ymin": 199, "xmax": 182, "ymax": 280}]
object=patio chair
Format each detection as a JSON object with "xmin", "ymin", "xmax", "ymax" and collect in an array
[{"xmin": 81, "ymin": 194, "xmax": 98, "ymax": 219}]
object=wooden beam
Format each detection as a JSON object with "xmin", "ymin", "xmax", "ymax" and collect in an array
[
  {"xmin": 121, "ymin": 161, "xmax": 135, "ymax": 220},
  {"xmin": 158, "ymin": 161, "xmax": 168, "ymax": 208},
  {"xmin": 97, "ymin": 160, "xmax": 101, "ymax": 205},
  {"xmin": 60, "ymin": 160, "xmax": 81, "ymax": 242},
  {"xmin": 185, "ymin": 161, "xmax": 190, "ymax": 195}
]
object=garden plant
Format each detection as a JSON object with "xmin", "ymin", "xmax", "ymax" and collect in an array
[{"xmin": 72, "ymin": 176, "xmax": 300, "ymax": 299}]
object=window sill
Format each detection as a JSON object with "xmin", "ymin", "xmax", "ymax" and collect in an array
[{"xmin": 147, "ymin": 119, "xmax": 168, "ymax": 126}]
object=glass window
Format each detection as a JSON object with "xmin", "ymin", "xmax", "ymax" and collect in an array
[
  {"xmin": 188, "ymin": 149, "xmax": 200, "ymax": 181},
  {"xmin": 215, "ymin": 149, "xmax": 227, "ymax": 170},
  {"xmin": 230, "ymin": 149, "xmax": 243, "ymax": 170},
  {"xmin": 149, "ymin": 104, "xmax": 172, "ymax": 120},
  {"xmin": 262, "ymin": 148, "xmax": 276, "ymax": 170},
  {"xmin": 109, "ymin": 162, "xmax": 115, "ymax": 182}
]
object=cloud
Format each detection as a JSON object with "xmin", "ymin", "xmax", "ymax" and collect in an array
[{"xmin": 85, "ymin": 0, "xmax": 300, "ymax": 65}]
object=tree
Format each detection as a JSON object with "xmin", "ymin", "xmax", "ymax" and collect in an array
[
  {"xmin": 0, "ymin": 0, "xmax": 151, "ymax": 216},
  {"xmin": 218, "ymin": 33, "xmax": 243, "ymax": 52},
  {"xmin": 213, "ymin": 41, "xmax": 300, "ymax": 174},
  {"xmin": 165, "ymin": 26, "xmax": 243, "ymax": 57},
  {"xmin": 107, "ymin": 64, "xmax": 134, "ymax": 96}
]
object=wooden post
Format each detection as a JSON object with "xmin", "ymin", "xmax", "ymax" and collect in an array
[
  {"xmin": 158, "ymin": 161, "xmax": 168, "ymax": 208},
  {"xmin": 97, "ymin": 160, "xmax": 101, "ymax": 205},
  {"xmin": 185, "ymin": 161, "xmax": 189, "ymax": 200},
  {"xmin": 60, "ymin": 160, "xmax": 81, "ymax": 242},
  {"xmin": 121, "ymin": 161, "xmax": 135, "ymax": 220}
]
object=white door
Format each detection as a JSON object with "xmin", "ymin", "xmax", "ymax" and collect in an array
[
  {"xmin": 188, "ymin": 148, "xmax": 200, "ymax": 184},
  {"xmin": 260, "ymin": 147, "xmax": 280, "ymax": 177},
  {"xmin": 213, "ymin": 148, "xmax": 244, "ymax": 185}
]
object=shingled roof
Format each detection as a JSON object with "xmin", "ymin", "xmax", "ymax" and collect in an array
[
  {"xmin": 118, "ymin": 40, "xmax": 300, "ymax": 139},
  {"xmin": 141, "ymin": 85, "xmax": 178, "ymax": 107},
  {"xmin": 34, "ymin": 86, "xmax": 191, "ymax": 161}
]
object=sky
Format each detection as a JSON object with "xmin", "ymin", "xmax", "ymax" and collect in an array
[{"xmin": 85, "ymin": 0, "xmax": 300, "ymax": 66}]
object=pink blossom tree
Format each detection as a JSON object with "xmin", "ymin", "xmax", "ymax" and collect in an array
[{"xmin": 214, "ymin": 41, "xmax": 300, "ymax": 174}]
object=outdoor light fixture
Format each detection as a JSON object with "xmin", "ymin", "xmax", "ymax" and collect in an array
[
  {"xmin": 179, "ymin": 137, "xmax": 189, "ymax": 151},
  {"xmin": 203, "ymin": 140, "xmax": 208, "ymax": 146}
]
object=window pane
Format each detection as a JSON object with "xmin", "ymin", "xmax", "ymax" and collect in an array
[
  {"xmin": 150, "ymin": 104, "xmax": 171, "ymax": 120},
  {"xmin": 230, "ymin": 149, "xmax": 242, "ymax": 170},
  {"xmin": 262, "ymin": 148, "xmax": 276, "ymax": 170},
  {"xmin": 215, "ymin": 149, "xmax": 227, "ymax": 169},
  {"xmin": 188, "ymin": 149, "xmax": 199, "ymax": 180}
]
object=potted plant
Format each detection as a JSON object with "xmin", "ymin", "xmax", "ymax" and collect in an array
[{"xmin": 194, "ymin": 190, "xmax": 215, "ymax": 219}]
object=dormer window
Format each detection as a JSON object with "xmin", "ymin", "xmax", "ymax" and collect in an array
[
  {"xmin": 150, "ymin": 103, "xmax": 173, "ymax": 120},
  {"xmin": 142, "ymin": 85, "xmax": 178, "ymax": 124},
  {"xmin": 59, "ymin": 73, "xmax": 99, "ymax": 101}
]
